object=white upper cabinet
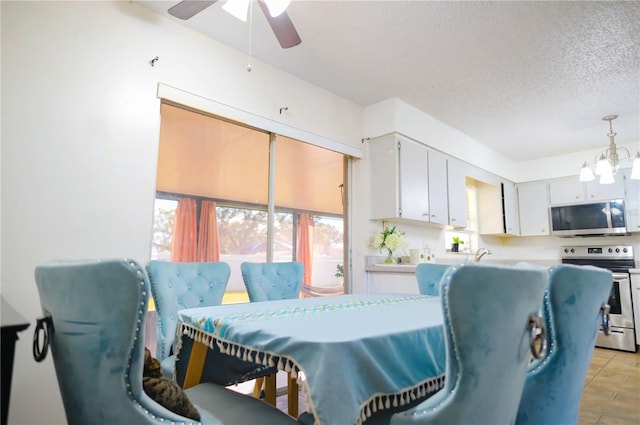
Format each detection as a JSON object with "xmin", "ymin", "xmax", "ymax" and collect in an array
[
  {"xmin": 502, "ymin": 181, "xmax": 520, "ymax": 236},
  {"xmin": 400, "ymin": 138, "xmax": 430, "ymax": 221},
  {"xmin": 549, "ymin": 175, "xmax": 625, "ymax": 205},
  {"xmin": 477, "ymin": 180, "xmax": 520, "ymax": 236},
  {"xmin": 622, "ymin": 169, "xmax": 640, "ymax": 233},
  {"xmin": 427, "ymin": 149, "xmax": 449, "ymax": 225},
  {"xmin": 369, "ymin": 134, "xmax": 398, "ymax": 220},
  {"xmin": 447, "ymin": 158, "xmax": 469, "ymax": 228},
  {"xmin": 369, "ymin": 134, "xmax": 464, "ymax": 226},
  {"xmin": 585, "ymin": 175, "xmax": 626, "ymax": 201},
  {"xmin": 548, "ymin": 178, "xmax": 585, "ymax": 205},
  {"xmin": 517, "ymin": 182, "xmax": 550, "ymax": 236},
  {"xmin": 369, "ymin": 134, "xmax": 429, "ymax": 222}
]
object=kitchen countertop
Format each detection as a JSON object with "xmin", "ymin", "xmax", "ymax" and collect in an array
[
  {"xmin": 364, "ymin": 256, "xmax": 560, "ymax": 273},
  {"xmin": 365, "ymin": 263, "xmax": 418, "ymax": 273}
]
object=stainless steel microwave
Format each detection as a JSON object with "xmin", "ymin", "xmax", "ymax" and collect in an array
[{"xmin": 550, "ymin": 200, "xmax": 627, "ymax": 237}]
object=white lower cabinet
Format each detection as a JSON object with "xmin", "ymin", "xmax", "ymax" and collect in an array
[
  {"xmin": 366, "ymin": 271, "xmax": 419, "ymax": 294},
  {"xmin": 632, "ymin": 272, "xmax": 640, "ymax": 345}
]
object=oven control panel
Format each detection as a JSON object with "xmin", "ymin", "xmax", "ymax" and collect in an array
[{"xmin": 561, "ymin": 245, "xmax": 634, "ymax": 260}]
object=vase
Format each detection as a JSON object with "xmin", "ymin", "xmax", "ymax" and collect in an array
[{"xmin": 384, "ymin": 249, "xmax": 395, "ymax": 264}]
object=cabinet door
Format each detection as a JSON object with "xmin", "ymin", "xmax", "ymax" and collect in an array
[
  {"xmin": 585, "ymin": 174, "xmax": 626, "ymax": 201},
  {"xmin": 502, "ymin": 181, "xmax": 520, "ymax": 235},
  {"xmin": 399, "ymin": 138, "xmax": 429, "ymax": 221},
  {"xmin": 517, "ymin": 182, "xmax": 550, "ymax": 236},
  {"xmin": 632, "ymin": 273, "xmax": 640, "ymax": 345},
  {"xmin": 369, "ymin": 135, "xmax": 400, "ymax": 220},
  {"xmin": 366, "ymin": 272, "xmax": 420, "ymax": 294},
  {"xmin": 623, "ymin": 169, "xmax": 640, "ymax": 232},
  {"xmin": 447, "ymin": 158, "xmax": 468, "ymax": 228},
  {"xmin": 549, "ymin": 178, "xmax": 585, "ymax": 205},
  {"xmin": 427, "ymin": 149, "xmax": 448, "ymax": 225}
]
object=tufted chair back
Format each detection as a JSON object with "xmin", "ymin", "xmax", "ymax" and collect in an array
[
  {"xmin": 240, "ymin": 262, "xmax": 304, "ymax": 302},
  {"xmin": 34, "ymin": 258, "xmax": 298, "ymax": 425},
  {"xmin": 516, "ymin": 264, "xmax": 612, "ymax": 425},
  {"xmin": 415, "ymin": 263, "xmax": 450, "ymax": 296},
  {"xmin": 390, "ymin": 263, "xmax": 547, "ymax": 425},
  {"xmin": 146, "ymin": 261, "xmax": 230, "ymax": 377}
]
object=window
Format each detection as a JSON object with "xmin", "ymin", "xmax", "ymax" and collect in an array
[{"xmin": 151, "ymin": 102, "xmax": 347, "ymax": 302}]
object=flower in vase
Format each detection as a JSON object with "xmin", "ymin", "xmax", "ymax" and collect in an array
[{"xmin": 371, "ymin": 226, "xmax": 407, "ymax": 263}]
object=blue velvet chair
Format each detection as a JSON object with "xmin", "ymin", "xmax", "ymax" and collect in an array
[
  {"xmin": 240, "ymin": 261, "xmax": 304, "ymax": 302},
  {"xmin": 389, "ymin": 263, "xmax": 547, "ymax": 425},
  {"xmin": 146, "ymin": 260, "xmax": 230, "ymax": 379},
  {"xmin": 241, "ymin": 261, "xmax": 304, "ymax": 416},
  {"xmin": 33, "ymin": 258, "xmax": 297, "ymax": 424},
  {"xmin": 516, "ymin": 264, "xmax": 613, "ymax": 425},
  {"xmin": 415, "ymin": 263, "xmax": 450, "ymax": 296}
]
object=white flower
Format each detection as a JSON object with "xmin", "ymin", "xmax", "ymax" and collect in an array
[{"xmin": 371, "ymin": 226, "xmax": 406, "ymax": 253}]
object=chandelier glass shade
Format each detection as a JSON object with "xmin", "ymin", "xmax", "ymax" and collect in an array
[{"xmin": 579, "ymin": 115, "xmax": 640, "ymax": 184}]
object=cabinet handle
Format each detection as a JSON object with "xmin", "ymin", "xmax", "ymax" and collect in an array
[
  {"xmin": 451, "ymin": 218, "xmax": 456, "ymax": 222},
  {"xmin": 431, "ymin": 214, "xmax": 436, "ymax": 218},
  {"xmin": 576, "ymin": 195, "xmax": 579, "ymax": 199}
]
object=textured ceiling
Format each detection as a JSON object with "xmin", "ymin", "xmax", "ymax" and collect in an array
[{"xmin": 137, "ymin": 0, "xmax": 640, "ymax": 162}]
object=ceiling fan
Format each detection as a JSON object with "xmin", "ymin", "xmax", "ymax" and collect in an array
[{"xmin": 168, "ymin": 0, "xmax": 302, "ymax": 49}]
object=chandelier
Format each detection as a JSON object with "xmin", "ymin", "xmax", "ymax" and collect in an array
[{"xmin": 579, "ymin": 115, "xmax": 640, "ymax": 184}]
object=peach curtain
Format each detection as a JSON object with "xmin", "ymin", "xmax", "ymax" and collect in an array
[
  {"xmin": 197, "ymin": 201, "xmax": 220, "ymax": 262},
  {"xmin": 296, "ymin": 213, "xmax": 314, "ymax": 285},
  {"xmin": 170, "ymin": 198, "xmax": 197, "ymax": 262}
]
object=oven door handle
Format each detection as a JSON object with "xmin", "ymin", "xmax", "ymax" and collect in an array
[
  {"xmin": 612, "ymin": 273, "xmax": 630, "ymax": 280},
  {"xmin": 600, "ymin": 304, "xmax": 611, "ymax": 335}
]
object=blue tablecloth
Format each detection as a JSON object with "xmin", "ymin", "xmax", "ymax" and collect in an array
[{"xmin": 177, "ymin": 293, "xmax": 446, "ymax": 425}]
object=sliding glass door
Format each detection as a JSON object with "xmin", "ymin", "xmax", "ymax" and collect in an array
[{"xmin": 151, "ymin": 102, "xmax": 346, "ymax": 302}]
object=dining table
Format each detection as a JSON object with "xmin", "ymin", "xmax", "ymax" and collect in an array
[{"xmin": 175, "ymin": 293, "xmax": 447, "ymax": 425}]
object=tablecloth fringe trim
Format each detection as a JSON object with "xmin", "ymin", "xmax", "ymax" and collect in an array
[
  {"xmin": 356, "ymin": 373, "xmax": 446, "ymax": 425},
  {"xmin": 179, "ymin": 323, "xmax": 303, "ymax": 374},
  {"xmin": 179, "ymin": 322, "xmax": 445, "ymax": 425}
]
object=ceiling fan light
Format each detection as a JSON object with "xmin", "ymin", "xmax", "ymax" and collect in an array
[
  {"xmin": 264, "ymin": 0, "xmax": 291, "ymax": 17},
  {"xmin": 599, "ymin": 169, "xmax": 615, "ymax": 185},
  {"xmin": 631, "ymin": 152, "xmax": 640, "ymax": 180},
  {"xmin": 579, "ymin": 162, "xmax": 595, "ymax": 182},
  {"xmin": 223, "ymin": 0, "xmax": 251, "ymax": 22}
]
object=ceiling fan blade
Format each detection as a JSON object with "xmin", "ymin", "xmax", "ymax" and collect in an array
[
  {"xmin": 168, "ymin": 0, "xmax": 218, "ymax": 20},
  {"xmin": 257, "ymin": 0, "xmax": 302, "ymax": 49}
]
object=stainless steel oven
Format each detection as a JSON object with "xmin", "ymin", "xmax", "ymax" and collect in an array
[{"xmin": 561, "ymin": 244, "xmax": 636, "ymax": 352}]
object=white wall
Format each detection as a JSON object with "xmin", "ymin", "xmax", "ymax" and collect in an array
[{"xmin": 0, "ymin": 2, "xmax": 363, "ymax": 423}]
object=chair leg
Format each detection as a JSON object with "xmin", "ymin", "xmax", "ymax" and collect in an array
[
  {"xmin": 287, "ymin": 374, "xmax": 298, "ymax": 418},
  {"xmin": 264, "ymin": 373, "xmax": 277, "ymax": 406},
  {"xmin": 252, "ymin": 376, "xmax": 265, "ymax": 398}
]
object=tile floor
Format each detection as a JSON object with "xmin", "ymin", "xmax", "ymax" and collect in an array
[
  {"xmin": 263, "ymin": 347, "xmax": 640, "ymax": 424},
  {"xmin": 579, "ymin": 347, "xmax": 640, "ymax": 425}
]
